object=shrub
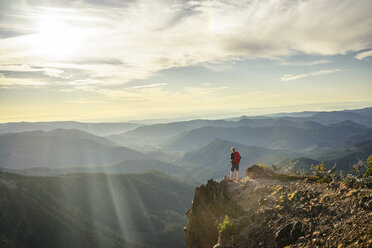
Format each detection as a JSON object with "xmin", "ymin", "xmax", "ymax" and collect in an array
[
  {"xmin": 319, "ymin": 161, "xmax": 326, "ymax": 173},
  {"xmin": 311, "ymin": 161, "xmax": 326, "ymax": 175},
  {"xmin": 258, "ymin": 163, "xmax": 268, "ymax": 168},
  {"xmin": 363, "ymin": 155, "xmax": 372, "ymax": 177},
  {"xmin": 218, "ymin": 215, "xmax": 236, "ymax": 236}
]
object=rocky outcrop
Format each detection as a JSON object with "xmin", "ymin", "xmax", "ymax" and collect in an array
[
  {"xmin": 184, "ymin": 179, "xmax": 242, "ymax": 248},
  {"xmin": 185, "ymin": 176, "xmax": 372, "ymax": 248}
]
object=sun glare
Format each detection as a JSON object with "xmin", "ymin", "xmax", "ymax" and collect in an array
[{"xmin": 34, "ymin": 13, "xmax": 85, "ymax": 60}]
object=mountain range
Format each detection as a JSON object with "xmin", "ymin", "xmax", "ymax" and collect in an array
[
  {"xmin": 167, "ymin": 121, "xmax": 372, "ymax": 153},
  {"xmin": 0, "ymin": 121, "xmax": 140, "ymax": 136},
  {"xmin": 0, "ymin": 107, "xmax": 371, "ymax": 179},
  {"xmin": 106, "ymin": 119, "xmax": 233, "ymax": 150}
]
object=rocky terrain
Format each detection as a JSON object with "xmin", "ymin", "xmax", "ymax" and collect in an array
[{"xmin": 184, "ymin": 168, "xmax": 372, "ymax": 248}]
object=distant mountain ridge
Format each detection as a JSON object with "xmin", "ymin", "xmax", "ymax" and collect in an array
[
  {"xmin": 0, "ymin": 121, "xmax": 140, "ymax": 136},
  {"xmin": 107, "ymin": 119, "xmax": 234, "ymax": 148},
  {"xmin": 0, "ymin": 129, "xmax": 147, "ymax": 168},
  {"xmin": 22, "ymin": 128, "xmax": 117, "ymax": 146},
  {"xmin": 107, "ymin": 107, "xmax": 372, "ymax": 154},
  {"xmin": 167, "ymin": 122, "xmax": 371, "ymax": 153},
  {"xmin": 260, "ymin": 107, "xmax": 372, "ymax": 119}
]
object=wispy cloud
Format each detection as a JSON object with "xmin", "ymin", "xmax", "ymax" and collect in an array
[
  {"xmin": 278, "ymin": 59, "xmax": 331, "ymax": 66},
  {"xmin": 64, "ymin": 99, "xmax": 106, "ymax": 104},
  {"xmin": 355, "ymin": 50, "xmax": 372, "ymax": 60},
  {"xmin": 281, "ymin": 69, "xmax": 341, "ymax": 81},
  {"xmin": 0, "ymin": 77, "xmax": 47, "ymax": 88},
  {"xmin": 130, "ymin": 83, "xmax": 167, "ymax": 89},
  {"xmin": 201, "ymin": 62, "xmax": 233, "ymax": 72},
  {"xmin": 0, "ymin": 64, "xmax": 69, "ymax": 80}
]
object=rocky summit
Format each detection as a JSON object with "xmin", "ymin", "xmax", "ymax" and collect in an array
[{"xmin": 184, "ymin": 171, "xmax": 372, "ymax": 248}]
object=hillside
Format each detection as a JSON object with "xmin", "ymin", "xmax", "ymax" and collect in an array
[
  {"xmin": 3, "ymin": 159, "xmax": 190, "ymax": 179},
  {"xmin": 0, "ymin": 171, "xmax": 194, "ymax": 248},
  {"xmin": 280, "ymin": 140, "xmax": 372, "ymax": 172},
  {"xmin": 279, "ymin": 157, "xmax": 321, "ymax": 173},
  {"xmin": 0, "ymin": 129, "xmax": 147, "ymax": 168},
  {"xmin": 185, "ymin": 175, "xmax": 372, "ymax": 248}
]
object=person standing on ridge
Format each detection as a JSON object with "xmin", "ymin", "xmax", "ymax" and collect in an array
[{"xmin": 230, "ymin": 147, "xmax": 241, "ymax": 180}]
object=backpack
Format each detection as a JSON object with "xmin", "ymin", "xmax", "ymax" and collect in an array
[{"xmin": 233, "ymin": 151, "xmax": 241, "ymax": 164}]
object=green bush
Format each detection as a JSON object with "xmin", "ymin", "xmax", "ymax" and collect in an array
[
  {"xmin": 311, "ymin": 161, "xmax": 326, "ymax": 175},
  {"xmin": 319, "ymin": 161, "xmax": 326, "ymax": 173},
  {"xmin": 218, "ymin": 215, "xmax": 236, "ymax": 236},
  {"xmin": 363, "ymin": 155, "xmax": 372, "ymax": 177},
  {"xmin": 258, "ymin": 163, "xmax": 268, "ymax": 168}
]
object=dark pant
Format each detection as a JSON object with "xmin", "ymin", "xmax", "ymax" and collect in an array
[{"xmin": 231, "ymin": 162, "xmax": 239, "ymax": 171}]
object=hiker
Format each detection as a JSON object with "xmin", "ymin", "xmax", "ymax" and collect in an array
[{"xmin": 230, "ymin": 147, "xmax": 241, "ymax": 180}]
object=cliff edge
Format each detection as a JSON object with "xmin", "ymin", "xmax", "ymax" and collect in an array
[{"xmin": 184, "ymin": 170, "xmax": 372, "ymax": 248}]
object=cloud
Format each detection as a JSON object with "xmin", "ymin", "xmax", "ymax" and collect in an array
[
  {"xmin": 201, "ymin": 62, "xmax": 233, "ymax": 72},
  {"xmin": 355, "ymin": 50, "xmax": 372, "ymax": 60},
  {"xmin": 0, "ymin": 64, "xmax": 69, "ymax": 80},
  {"xmin": 64, "ymin": 99, "xmax": 107, "ymax": 104},
  {"xmin": 278, "ymin": 59, "xmax": 331, "ymax": 66},
  {"xmin": 0, "ymin": 77, "xmax": 47, "ymax": 87},
  {"xmin": 0, "ymin": 0, "xmax": 371, "ymax": 88},
  {"xmin": 130, "ymin": 83, "xmax": 167, "ymax": 89},
  {"xmin": 281, "ymin": 69, "xmax": 341, "ymax": 81}
]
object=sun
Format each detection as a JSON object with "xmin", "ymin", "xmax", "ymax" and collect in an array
[{"xmin": 34, "ymin": 13, "xmax": 85, "ymax": 60}]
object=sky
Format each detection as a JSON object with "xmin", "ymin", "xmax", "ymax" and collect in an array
[{"xmin": 0, "ymin": 0, "xmax": 372, "ymax": 122}]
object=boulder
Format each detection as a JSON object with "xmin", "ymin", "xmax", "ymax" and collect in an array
[{"xmin": 246, "ymin": 165, "xmax": 274, "ymax": 179}]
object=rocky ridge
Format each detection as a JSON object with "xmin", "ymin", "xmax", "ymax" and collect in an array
[{"xmin": 184, "ymin": 169, "xmax": 372, "ymax": 248}]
